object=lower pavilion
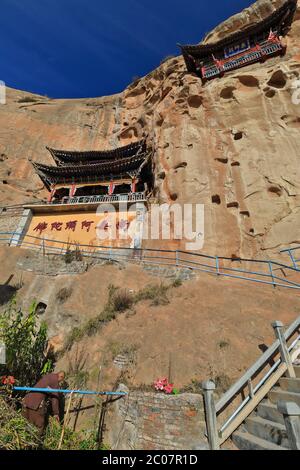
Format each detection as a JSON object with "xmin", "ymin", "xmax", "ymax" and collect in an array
[
  {"xmin": 179, "ymin": 0, "xmax": 297, "ymax": 80},
  {"xmin": 11, "ymin": 140, "xmax": 152, "ymax": 251},
  {"xmin": 32, "ymin": 139, "xmax": 151, "ymax": 205}
]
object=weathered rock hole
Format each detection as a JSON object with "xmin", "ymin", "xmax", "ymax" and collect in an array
[
  {"xmin": 148, "ymin": 92, "xmax": 161, "ymax": 106},
  {"xmin": 158, "ymin": 171, "xmax": 166, "ymax": 180},
  {"xmin": 227, "ymin": 202, "xmax": 239, "ymax": 208},
  {"xmin": 187, "ymin": 95, "xmax": 203, "ymax": 108},
  {"xmin": 220, "ymin": 86, "xmax": 236, "ymax": 99},
  {"xmin": 238, "ymin": 75, "xmax": 259, "ymax": 87},
  {"xmin": 265, "ymin": 89, "xmax": 276, "ymax": 98},
  {"xmin": 233, "ymin": 132, "xmax": 243, "ymax": 141},
  {"xmin": 35, "ymin": 302, "xmax": 47, "ymax": 315},
  {"xmin": 174, "ymin": 162, "xmax": 187, "ymax": 170},
  {"xmin": 120, "ymin": 127, "xmax": 138, "ymax": 139},
  {"xmin": 231, "ymin": 161, "xmax": 240, "ymax": 167},
  {"xmin": 161, "ymin": 86, "xmax": 173, "ymax": 100},
  {"xmin": 249, "ymin": 228, "xmax": 255, "ymax": 234},
  {"xmin": 2, "ymin": 180, "xmax": 8, "ymax": 184},
  {"xmin": 137, "ymin": 117, "xmax": 146, "ymax": 128},
  {"xmin": 267, "ymin": 70, "xmax": 287, "ymax": 89},
  {"xmin": 212, "ymin": 195, "xmax": 221, "ymax": 205},
  {"xmin": 216, "ymin": 158, "xmax": 228, "ymax": 164},
  {"xmin": 240, "ymin": 211, "xmax": 250, "ymax": 218},
  {"xmin": 126, "ymin": 85, "xmax": 146, "ymax": 98},
  {"xmin": 281, "ymin": 115, "xmax": 300, "ymax": 128},
  {"xmin": 170, "ymin": 193, "xmax": 178, "ymax": 201},
  {"xmin": 268, "ymin": 186, "xmax": 282, "ymax": 196},
  {"xmin": 188, "ymin": 144, "xmax": 193, "ymax": 149}
]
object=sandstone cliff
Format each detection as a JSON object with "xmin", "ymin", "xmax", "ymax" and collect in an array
[{"xmin": 0, "ymin": 0, "xmax": 299, "ymax": 260}]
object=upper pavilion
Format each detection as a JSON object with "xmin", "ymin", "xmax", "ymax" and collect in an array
[{"xmin": 178, "ymin": 0, "xmax": 297, "ymax": 80}]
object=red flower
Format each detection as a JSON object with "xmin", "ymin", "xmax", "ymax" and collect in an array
[
  {"xmin": 164, "ymin": 383, "xmax": 174, "ymax": 394},
  {"xmin": 1, "ymin": 375, "xmax": 15, "ymax": 385},
  {"xmin": 154, "ymin": 377, "xmax": 168, "ymax": 391}
]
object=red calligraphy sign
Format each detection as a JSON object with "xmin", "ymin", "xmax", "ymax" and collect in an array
[
  {"xmin": 51, "ymin": 222, "xmax": 63, "ymax": 231},
  {"xmin": 81, "ymin": 220, "xmax": 94, "ymax": 232},
  {"xmin": 65, "ymin": 220, "xmax": 77, "ymax": 232},
  {"xmin": 33, "ymin": 222, "xmax": 48, "ymax": 235}
]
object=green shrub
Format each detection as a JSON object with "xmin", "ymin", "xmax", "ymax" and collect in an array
[
  {"xmin": 0, "ymin": 397, "xmax": 40, "ymax": 450},
  {"xmin": 108, "ymin": 341, "xmax": 137, "ymax": 361},
  {"xmin": 134, "ymin": 283, "xmax": 169, "ymax": 306},
  {"xmin": 110, "ymin": 289, "xmax": 134, "ymax": 312},
  {"xmin": 17, "ymin": 96, "xmax": 38, "ymax": 103},
  {"xmin": 43, "ymin": 417, "xmax": 97, "ymax": 450},
  {"xmin": 172, "ymin": 278, "xmax": 182, "ymax": 288},
  {"xmin": 64, "ymin": 246, "xmax": 82, "ymax": 264},
  {"xmin": 0, "ymin": 301, "xmax": 52, "ymax": 386}
]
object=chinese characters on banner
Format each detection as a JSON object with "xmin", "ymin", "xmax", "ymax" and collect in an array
[
  {"xmin": 33, "ymin": 219, "xmax": 130, "ymax": 235},
  {"xmin": 34, "ymin": 220, "xmax": 94, "ymax": 235}
]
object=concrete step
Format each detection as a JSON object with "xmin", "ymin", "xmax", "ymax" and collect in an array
[
  {"xmin": 244, "ymin": 416, "xmax": 289, "ymax": 448},
  {"xmin": 269, "ymin": 387, "xmax": 300, "ymax": 407},
  {"xmin": 280, "ymin": 377, "xmax": 300, "ymax": 393},
  {"xmin": 232, "ymin": 430, "xmax": 287, "ymax": 451},
  {"xmin": 256, "ymin": 400, "xmax": 285, "ymax": 425}
]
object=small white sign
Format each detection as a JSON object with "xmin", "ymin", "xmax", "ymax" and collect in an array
[
  {"xmin": 292, "ymin": 79, "xmax": 300, "ymax": 105},
  {"xmin": 0, "ymin": 81, "xmax": 6, "ymax": 105},
  {"xmin": 0, "ymin": 342, "xmax": 6, "ymax": 364}
]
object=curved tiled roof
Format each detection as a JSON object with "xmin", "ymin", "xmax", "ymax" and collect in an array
[
  {"xmin": 32, "ymin": 154, "xmax": 148, "ymax": 189},
  {"xmin": 179, "ymin": 0, "xmax": 297, "ymax": 66},
  {"xmin": 46, "ymin": 139, "xmax": 147, "ymax": 165}
]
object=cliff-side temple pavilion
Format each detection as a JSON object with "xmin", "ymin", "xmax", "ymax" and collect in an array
[
  {"xmin": 179, "ymin": 0, "xmax": 297, "ymax": 80},
  {"xmin": 32, "ymin": 139, "xmax": 151, "ymax": 204}
]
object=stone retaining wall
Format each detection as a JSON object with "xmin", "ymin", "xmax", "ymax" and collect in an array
[
  {"xmin": 0, "ymin": 214, "xmax": 22, "ymax": 235},
  {"xmin": 104, "ymin": 385, "xmax": 208, "ymax": 450}
]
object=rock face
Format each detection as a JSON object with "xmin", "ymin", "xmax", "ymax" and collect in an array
[{"xmin": 0, "ymin": 0, "xmax": 300, "ymax": 259}]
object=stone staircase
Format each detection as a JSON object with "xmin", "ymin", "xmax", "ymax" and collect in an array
[{"xmin": 232, "ymin": 365, "xmax": 300, "ymax": 450}]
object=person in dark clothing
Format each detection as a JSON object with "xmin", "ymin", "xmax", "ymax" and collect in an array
[{"xmin": 22, "ymin": 371, "xmax": 65, "ymax": 435}]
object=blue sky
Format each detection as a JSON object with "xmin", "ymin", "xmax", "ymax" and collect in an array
[{"xmin": 0, "ymin": 0, "xmax": 253, "ymax": 98}]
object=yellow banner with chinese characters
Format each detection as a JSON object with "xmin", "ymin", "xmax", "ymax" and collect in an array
[{"xmin": 23, "ymin": 210, "xmax": 139, "ymax": 251}]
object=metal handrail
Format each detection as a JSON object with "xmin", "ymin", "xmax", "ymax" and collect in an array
[
  {"xmin": 219, "ymin": 333, "xmax": 300, "ymax": 435},
  {"xmin": 203, "ymin": 318, "xmax": 300, "ymax": 449},
  {"xmin": 216, "ymin": 316, "xmax": 300, "ymax": 413},
  {"xmin": 280, "ymin": 246, "xmax": 300, "ymax": 271},
  {"xmin": 53, "ymin": 192, "xmax": 146, "ymax": 205},
  {"xmin": 1, "ymin": 231, "xmax": 300, "ymax": 290},
  {"xmin": 281, "ymin": 246, "xmax": 300, "ymax": 254}
]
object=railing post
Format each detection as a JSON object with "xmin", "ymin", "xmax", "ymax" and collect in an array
[
  {"xmin": 202, "ymin": 380, "xmax": 219, "ymax": 450},
  {"xmin": 268, "ymin": 261, "xmax": 276, "ymax": 287},
  {"xmin": 272, "ymin": 321, "xmax": 296, "ymax": 378},
  {"xmin": 288, "ymin": 249, "xmax": 298, "ymax": 270},
  {"xmin": 277, "ymin": 401, "xmax": 300, "ymax": 450},
  {"xmin": 215, "ymin": 256, "xmax": 220, "ymax": 275}
]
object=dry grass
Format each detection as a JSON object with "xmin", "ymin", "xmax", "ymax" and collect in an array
[{"xmin": 57, "ymin": 287, "xmax": 73, "ymax": 304}]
